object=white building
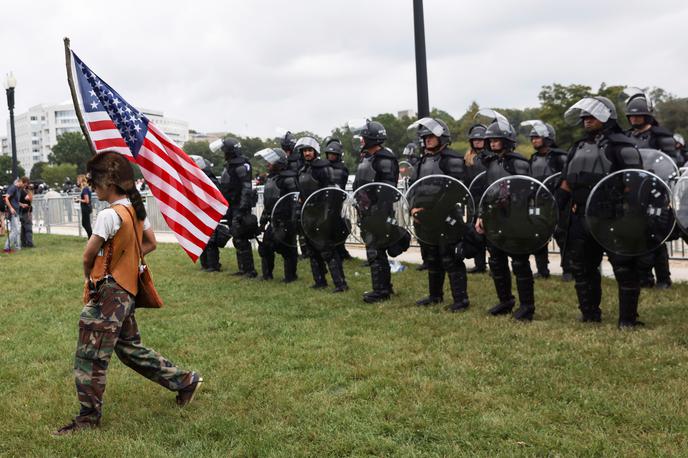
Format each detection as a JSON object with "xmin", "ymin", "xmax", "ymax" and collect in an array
[
  {"xmin": 397, "ymin": 109, "xmax": 417, "ymax": 119},
  {"xmin": 4, "ymin": 102, "xmax": 189, "ymax": 173},
  {"xmin": 0, "ymin": 136, "xmax": 8, "ymax": 155}
]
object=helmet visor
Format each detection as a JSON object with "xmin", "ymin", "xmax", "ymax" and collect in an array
[{"xmin": 565, "ymin": 98, "xmax": 613, "ymax": 125}]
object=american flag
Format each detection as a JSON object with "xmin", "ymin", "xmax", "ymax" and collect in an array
[{"xmin": 70, "ymin": 51, "xmax": 228, "ymax": 261}]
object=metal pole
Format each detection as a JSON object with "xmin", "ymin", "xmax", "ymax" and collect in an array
[
  {"xmin": 6, "ymin": 87, "xmax": 18, "ymax": 180},
  {"xmin": 413, "ymin": 0, "xmax": 430, "ymax": 118}
]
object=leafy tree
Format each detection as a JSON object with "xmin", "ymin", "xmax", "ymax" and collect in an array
[
  {"xmin": 42, "ymin": 163, "xmax": 77, "ymax": 189},
  {"xmin": 537, "ymin": 83, "xmax": 593, "ymax": 148},
  {"xmin": 0, "ymin": 155, "xmax": 26, "ymax": 186},
  {"xmin": 49, "ymin": 132, "xmax": 92, "ymax": 174},
  {"xmin": 30, "ymin": 161, "xmax": 48, "ymax": 180},
  {"xmin": 656, "ymin": 96, "xmax": 688, "ymax": 138}
]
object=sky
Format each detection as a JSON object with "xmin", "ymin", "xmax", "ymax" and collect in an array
[{"xmin": 1, "ymin": 0, "xmax": 688, "ymax": 139}]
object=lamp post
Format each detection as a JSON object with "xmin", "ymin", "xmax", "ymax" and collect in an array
[
  {"xmin": 4, "ymin": 72, "xmax": 18, "ymax": 181},
  {"xmin": 413, "ymin": 0, "xmax": 429, "ymax": 118}
]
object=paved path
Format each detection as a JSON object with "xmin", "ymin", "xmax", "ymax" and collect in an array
[{"xmin": 40, "ymin": 225, "xmax": 688, "ymax": 282}]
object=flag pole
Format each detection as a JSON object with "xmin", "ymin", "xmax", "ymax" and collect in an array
[{"xmin": 63, "ymin": 37, "xmax": 97, "ymax": 156}]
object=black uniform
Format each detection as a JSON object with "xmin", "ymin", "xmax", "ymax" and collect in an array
[
  {"xmin": 258, "ymin": 169, "xmax": 299, "ymax": 281},
  {"xmin": 464, "ymin": 148, "xmax": 489, "ymax": 273},
  {"xmin": 329, "ymin": 159, "xmax": 353, "ymax": 261},
  {"xmin": 560, "ymin": 131, "xmax": 643, "ymax": 324},
  {"xmin": 353, "ymin": 148, "xmax": 399, "ymax": 301},
  {"xmin": 220, "ymin": 154, "xmax": 257, "ymax": 277},
  {"xmin": 298, "ymin": 158, "xmax": 347, "ymax": 291},
  {"xmin": 19, "ymin": 188, "xmax": 33, "ymax": 248},
  {"xmin": 410, "ymin": 147, "xmax": 470, "ymax": 311},
  {"xmin": 482, "ymin": 152, "xmax": 535, "ymax": 318},
  {"xmin": 529, "ymin": 147, "xmax": 568, "ymax": 278},
  {"xmin": 287, "ymin": 151, "xmax": 304, "ymax": 174},
  {"xmin": 199, "ymin": 169, "xmax": 224, "ymax": 271},
  {"xmin": 628, "ymin": 125, "xmax": 678, "ymax": 288}
]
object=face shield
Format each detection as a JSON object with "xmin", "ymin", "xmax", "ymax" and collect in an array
[{"xmin": 564, "ymin": 98, "xmax": 613, "ymax": 125}]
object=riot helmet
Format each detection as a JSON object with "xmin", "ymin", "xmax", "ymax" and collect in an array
[
  {"xmin": 210, "ymin": 137, "xmax": 243, "ymax": 160},
  {"xmin": 623, "ymin": 88, "xmax": 655, "ymax": 127},
  {"xmin": 402, "ymin": 142, "xmax": 418, "ymax": 158},
  {"xmin": 189, "ymin": 155, "xmax": 213, "ymax": 174},
  {"xmin": 349, "ymin": 119, "xmax": 387, "ymax": 152},
  {"xmin": 294, "ymin": 137, "xmax": 320, "ymax": 161},
  {"xmin": 324, "ymin": 138, "xmax": 344, "ymax": 161},
  {"xmin": 254, "ymin": 147, "xmax": 288, "ymax": 169},
  {"xmin": 475, "ymin": 109, "xmax": 516, "ymax": 151},
  {"xmin": 674, "ymin": 133, "xmax": 685, "ymax": 148},
  {"xmin": 565, "ymin": 96, "xmax": 618, "ymax": 132},
  {"xmin": 280, "ymin": 131, "xmax": 296, "ymax": 153},
  {"xmin": 408, "ymin": 117, "xmax": 451, "ymax": 151}
]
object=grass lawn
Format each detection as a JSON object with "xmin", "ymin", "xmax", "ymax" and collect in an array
[{"xmin": 1, "ymin": 234, "xmax": 688, "ymax": 457}]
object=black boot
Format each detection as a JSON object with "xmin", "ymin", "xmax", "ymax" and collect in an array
[
  {"xmin": 363, "ymin": 263, "xmax": 390, "ymax": 303},
  {"xmin": 232, "ymin": 250, "xmax": 246, "ymax": 276},
  {"xmin": 513, "ymin": 275, "xmax": 535, "ymax": 321},
  {"xmin": 488, "ymin": 271, "xmax": 514, "ymax": 315},
  {"xmin": 575, "ymin": 279, "xmax": 602, "ymax": 323},
  {"xmin": 416, "ymin": 271, "xmax": 444, "ymax": 306},
  {"xmin": 328, "ymin": 257, "xmax": 348, "ymax": 293},
  {"xmin": 310, "ymin": 257, "xmax": 328, "ymax": 289},
  {"xmin": 205, "ymin": 246, "xmax": 221, "ymax": 272},
  {"xmin": 241, "ymin": 249, "xmax": 257, "ymax": 278},
  {"xmin": 618, "ymin": 286, "xmax": 643, "ymax": 329},
  {"xmin": 447, "ymin": 270, "xmax": 469, "ymax": 312},
  {"xmin": 199, "ymin": 251, "xmax": 208, "ymax": 270},
  {"xmin": 534, "ymin": 249, "xmax": 550, "ymax": 279},
  {"xmin": 260, "ymin": 254, "xmax": 274, "ymax": 281},
  {"xmin": 283, "ymin": 256, "xmax": 298, "ymax": 283}
]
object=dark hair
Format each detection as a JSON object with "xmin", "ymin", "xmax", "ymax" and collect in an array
[{"xmin": 87, "ymin": 151, "xmax": 147, "ymax": 221}]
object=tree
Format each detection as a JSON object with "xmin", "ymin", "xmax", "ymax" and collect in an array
[
  {"xmin": 656, "ymin": 96, "xmax": 688, "ymax": 138},
  {"xmin": 30, "ymin": 161, "xmax": 48, "ymax": 180},
  {"xmin": 0, "ymin": 155, "xmax": 26, "ymax": 186},
  {"xmin": 42, "ymin": 163, "xmax": 77, "ymax": 189},
  {"xmin": 49, "ymin": 132, "xmax": 92, "ymax": 174}
]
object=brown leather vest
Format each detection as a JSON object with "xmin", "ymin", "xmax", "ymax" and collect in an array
[{"xmin": 90, "ymin": 204, "xmax": 143, "ymax": 296}]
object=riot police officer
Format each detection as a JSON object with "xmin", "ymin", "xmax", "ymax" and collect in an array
[
  {"xmin": 474, "ymin": 112, "xmax": 534, "ymax": 321},
  {"xmin": 296, "ymin": 137, "xmax": 348, "ymax": 292},
  {"xmin": 324, "ymin": 137, "xmax": 353, "ymax": 261},
  {"xmin": 559, "ymin": 96, "xmax": 644, "ymax": 327},
  {"xmin": 352, "ymin": 120, "xmax": 399, "ymax": 303},
  {"xmin": 255, "ymin": 148, "xmax": 299, "ymax": 282},
  {"xmin": 212, "ymin": 137, "xmax": 258, "ymax": 278},
  {"xmin": 281, "ymin": 131, "xmax": 303, "ymax": 174},
  {"xmin": 526, "ymin": 121, "xmax": 568, "ymax": 280},
  {"xmin": 409, "ymin": 118, "xmax": 470, "ymax": 312},
  {"xmin": 464, "ymin": 124, "xmax": 489, "ymax": 274},
  {"xmin": 624, "ymin": 91, "xmax": 678, "ymax": 289},
  {"xmin": 403, "ymin": 142, "xmax": 421, "ymax": 169},
  {"xmin": 192, "ymin": 155, "xmax": 225, "ymax": 272},
  {"xmin": 676, "ymin": 134, "xmax": 687, "ymax": 164}
]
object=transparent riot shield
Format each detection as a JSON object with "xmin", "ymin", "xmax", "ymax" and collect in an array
[
  {"xmin": 405, "ymin": 174, "xmax": 474, "ymax": 246},
  {"xmin": 350, "ymin": 183, "xmax": 410, "ymax": 249},
  {"xmin": 270, "ymin": 192, "xmax": 300, "ymax": 248},
  {"xmin": 639, "ymin": 148, "xmax": 679, "ymax": 184},
  {"xmin": 586, "ymin": 169, "xmax": 674, "ymax": 256},
  {"xmin": 479, "ymin": 175, "xmax": 557, "ymax": 255},
  {"xmin": 300, "ymin": 187, "xmax": 351, "ymax": 249}
]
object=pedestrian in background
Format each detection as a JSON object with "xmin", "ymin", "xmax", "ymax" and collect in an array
[{"xmin": 77, "ymin": 174, "xmax": 93, "ymax": 238}]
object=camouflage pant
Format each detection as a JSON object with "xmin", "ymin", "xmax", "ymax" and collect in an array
[{"xmin": 74, "ymin": 279, "xmax": 195, "ymax": 424}]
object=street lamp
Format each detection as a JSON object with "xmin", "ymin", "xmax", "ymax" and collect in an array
[
  {"xmin": 413, "ymin": 0, "xmax": 429, "ymax": 118},
  {"xmin": 4, "ymin": 72, "xmax": 18, "ymax": 181}
]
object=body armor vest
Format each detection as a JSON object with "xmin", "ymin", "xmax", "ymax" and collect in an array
[
  {"xmin": 262, "ymin": 175, "xmax": 281, "ymax": 212},
  {"xmin": 530, "ymin": 153, "xmax": 559, "ymax": 182},
  {"xmin": 330, "ymin": 163, "xmax": 348, "ymax": 189},
  {"xmin": 418, "ymin": 153, "xmax": 443, "ymax": 178},
  {"xmin": 565, "ymin": 140, "xmax": 612, "ymax": 206},
  {"xmin": 354, "ymin": 155, "xmax": 377, "ymax": 188},
  {"xmin": 298, "ymin": 164, "xmax": 322, "ymax": 199}
]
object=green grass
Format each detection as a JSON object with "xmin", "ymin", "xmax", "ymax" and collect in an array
[{"xmin": 1, "ymin": 235, "xmax": 688, "ymax": 457}]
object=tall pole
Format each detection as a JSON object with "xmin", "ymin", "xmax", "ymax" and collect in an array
[
  {"xmin": 413, "ymin": 0, "xmax": 429, "ymax": 118},
  {"xmin": 64, "ymin": 37, "xmax": 97, "ymax": 156},
  {"xmin": 6, "ymin": 86, "xmax": 18, "ymax": 180}
]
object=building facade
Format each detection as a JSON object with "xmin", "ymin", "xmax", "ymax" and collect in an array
[{"xmin": 5, "ymin": 102, "xmax": 189, "ymax": 174}]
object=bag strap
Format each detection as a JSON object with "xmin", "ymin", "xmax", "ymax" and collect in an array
[{"xmin": 124, "ymin": 205, "xmax": 146, "ymax": 265}]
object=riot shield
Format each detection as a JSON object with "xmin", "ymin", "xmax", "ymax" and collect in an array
[
  {"xmin": 541, "ymin": 172, "xmax": 562, "ymax": 194},
  {"xmin": 468, "ymin": 171, "xmax": 487, "ymax": 201},
  {"xmin": 639, "ymin": 148, "xmax": 679, "ymax": 184},
  {"xmin": 351, "ymin": 183, "xmax": 410, "ymax": 249},
  {"xmin": 672, "ymin": 177, "xmax": 688, "ymax": 234},
  {"xmin": 586, "ymin": 169, "xmax": 674, "ymax": 256},
  {"xmin": 479, "ymin": 176, "xmax": 557, "ymax": 255},
  {"xmin": 270, "ymin": 192, "xmax": 300, "ymax": 248},
  {"xmin": 300, "ymin": 187, "xmax": 351, "ymax": 249},
  {"xmin": 405, "ymin": 174, "xmax": 474, "ymax": 246}
]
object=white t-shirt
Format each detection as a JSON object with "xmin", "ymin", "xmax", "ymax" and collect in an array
[{"xmin": 92, "ymin": 198, "xmax": 151, "ymax": 241}]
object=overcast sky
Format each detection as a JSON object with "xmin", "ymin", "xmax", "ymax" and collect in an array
[{"xmin": 1, "ymin": 0, "xmax": 688, "ymax": 139}]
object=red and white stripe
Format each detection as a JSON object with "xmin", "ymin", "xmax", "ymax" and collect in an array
[{"xmin": 76, "ymin": 86, "xmax": 228, "ymax": 261}]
